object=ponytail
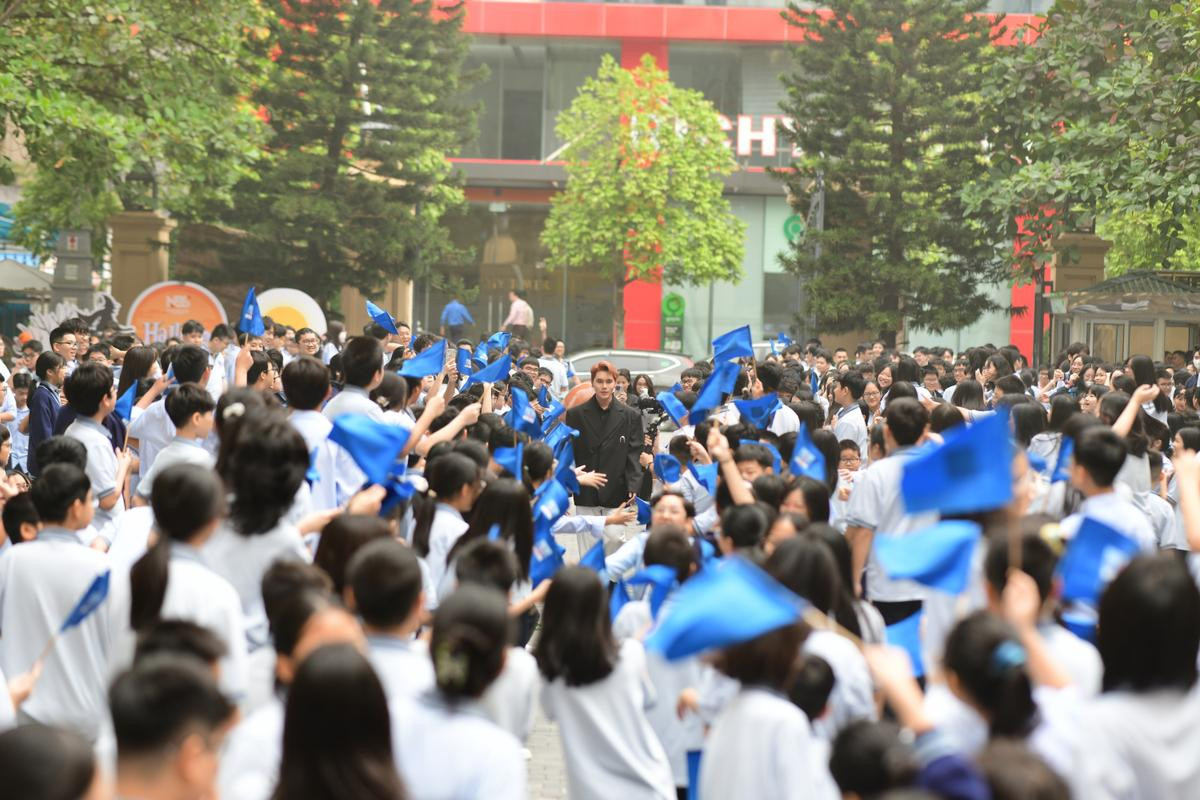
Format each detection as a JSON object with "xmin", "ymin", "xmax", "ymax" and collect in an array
[
  {"xmin": 430, "ymin": 585, "xmax": 509, "ymax": 702},
  {"xmin": 944, "ymin": 612, "xmax": 1038, "ymax": 740},
  {"xmin": 129, "ymin": 536, "xmax": 170, "ymax": 630}
]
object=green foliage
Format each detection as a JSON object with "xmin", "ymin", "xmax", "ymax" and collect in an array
[
  {"xmin": 210, "ymin": 0, "xmax": 475, "ymax": 303},
  {"xmin": 0, "ymin": 0, "xmax": 268, "ymax": 253},
  {"xmin": 541, "ymin": 54, "xmax": 745, "ymax": 339},
  {"xmin": 967, "ymin": 0, "xmax": 1200, "ymax": 276},
  {"xmin": 778, "ymin": 0, "xmax": 1009, "ymax": 343}
]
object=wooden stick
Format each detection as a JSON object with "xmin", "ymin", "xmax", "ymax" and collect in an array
[{"xmin": 802, "ymin": 606, "xmax": 865, "ymax": 650}]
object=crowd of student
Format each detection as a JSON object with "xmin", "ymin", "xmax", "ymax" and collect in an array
[{"xmin": 0, "ymin": 310, "xmax": 1197, "ymax": 800}]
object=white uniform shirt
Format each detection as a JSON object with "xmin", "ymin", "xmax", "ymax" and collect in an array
[
  {"xmin": 540, "ymin": 639, "xmax": 676, "ymax": 800},
  {"xmin": 392, "ymin": 693, "xmax": 527, "ymax": 800},
  {"xmin": 425, "ymin": 504, "xmax": 468, "ymax": 596},
  {"xmin": 136, "ymin": 436, "xmax": 214, "ymax": 498},
  {"xmin": 699, "ymin": 687, "xmax": 839, "ymax": 800},
  {"xmin": 127, "ymin": 398, "xmax": 176, "ymax": 479},
  {"xmin": 106, "ymin": 506, "xmax": 155, "ymax": 573},
  {"xmin": 1041, "ymin": 622, "xmax": 1102, "ymax": 696},
  {"xmin": 804, "ymin": 629, "xmax": 877, "ymax": 740},
  {"xmin": 64, "ymin": 416, "xmax": 124, "ymax": 538},
  {"xmin": 480, "ymin": 646, "xmax": 539, "ymax": 744},
  {"xmin": 289, "ymin": 409, "xmax": 360, "ymax": 511},
  {"xmin": 833, "ymin": 404, "xmax": 870, "ymax": 456},
  {"xmin": 321, "ymin": 384, "xmax": 385, "ymax": 422},
  {"xmin": 8, "ymin": 402, "xmax": 29, "ymax": 471},
  {"xmin": 1060, "ymin": 492, "xmax": 1157, "ymax": 552},
  {"xmin": 218, "ymin": 694, "xmax": 284, "ymax": 800},
  {"xmin": 206, "ymin": 350, "xmax": 227, "ymax": 399},
  {"xmin": 768, "ymin": 401, "xmax": 801, "ymax": 436},
  {"xmin": 0, "ymin": 528, "xmax": 132, "ymax": 740},
  {"xmin": 367, "ymin": 634, "xmax": 435, "ymax": 703}
]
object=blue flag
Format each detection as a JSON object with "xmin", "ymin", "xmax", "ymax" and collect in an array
[
  {"xmin": 610, "ymin": 578, "xmax": 632, "ymax": 622},
  {"xmin": 777, "ymin": 332, "xmax": 793, "ymax": 348},
  {"xmin": 486, "ymin": 330, "xmax": 512, "ymax": 352},
  {"xmin": 735, "ymin": 394, "xmax": 781, "ymax": 429},
  {"xmin": 533, "ymin": 479, "xmax": 570, "ymax": 527},
  {"xmin": 305, "ymin": 446, "xmax": 321, "ymax": 486},
  {"xmin": 60, "ymin": 570, "xmax": 111, "ymax": 632},
  {"xmin": 759, "ymin": 441, "xmax": 783, "ymax": 475},
  {"xmin": 530, "ymin": 515, "xmax": 566, "ymax": 586},
  {"xmin": 635, "ymin": 496, "xmax": 652, "ymax": 526},
  {"xmin": 398, "ymin": 339, "xmax": 446, "ymax": 379},
  {"xmin": 900, "ymin": 410, "xmax": 1013, "ymax": 515},
  {"xmin": 885, "ymin": 610, "xmax": 925, "ymax": 678},
  {"xmin": 789, "ymin": 422, "xmax": 826, "ymax": 481},
  {"xmin": 690, "ymin": 360, "xmax": 740, "ymax": 423},
  {"xmin": 1051, "ymin": 436, "xmax": 1074, "ymax": 483},
  {"xmin": 328, "ymin": 414, "xmax": 411, "ymax": 486},
  {"xmin": 455, "ymin": 346, "xmax": 473, "ymax": 378},
  {"xmin": 537, "ymin": 384, "xmax": 549, "ymax": 406},
  {"xmin": 645, "ymin": 557, "xmax": 808, "ymax": 661},
  {"xmin": 463, "ymin": 354, "xmax": 511, "ymax": 387},
  {"xmin": 540, "ymin": 400, "xmax": 565, "ymax": 435},
  {"xmin": 114, "ymin": 383, "xmax": 136, "ymax": 425},
  {"xmin": 580, "ymin": 537, "xmax": 607, "ymax": 573},
  {"xmin": 365, "ymin": 300, "xmax": 399, "ymax": 335},
  {"xmin": 544, "ymin": 421, "xmax": 579, "ymax": 453},
  {"xmin": 553, "ymin": 439, "xmax": 581, "ymax": 494},
  {"xmin": 494, "ymin": 442, "xmax": 524, "ymax": 479},
  {"xmin": 688, "ymin": 462, "xmax": 719, "ymax": 495},
  {"xmin": 629, "ymin": 564, "xmax": 677, "ymax": 618},
  {"xmin": 380, "ymin": 473, "xmax": 420, "ymax": 514},
  {"xmin": 1027, "ymin": 451, "xmax": 1048, "ymax": 474},
  {"xmin": 238, "ymin": 287, "xmax": 265, "ymax": 336},
  {"xmin": 873, "ymin": 521, "xmax": 982, "ymax": 595},
  {"xmin": 505, "ymin": 389, "xmax": 542, "ymax": 437},
  {"xmin": 656, "ymin": 390, "xmax": 689, "ymax": 427},
  {"xmin": 654, "ymin": 453, "xmax": 682, "ymax": 483},
  {"xmin": 1058, "ymin": 517, "xmax": 1142, "ymax": 605},
  {"xmin": 809, "ymin": 368, "xmax": 819, "ymax": 395},
  {"xmin": 487, "ymin": 523, "xmax": 502, "ymax": 542},
  {"xmin": 712, "ymin": 325, "xmax": 753, "ymax": 361},
  {"xmin": 472, "ymin": 341, "xmax": 490, "ymax": 366}
]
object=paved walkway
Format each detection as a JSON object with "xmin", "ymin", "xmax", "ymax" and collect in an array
[{"xmin": 527, "ymin": 707, "xmax": 568, "ymax": 799}]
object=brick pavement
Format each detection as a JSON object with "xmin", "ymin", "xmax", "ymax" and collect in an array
[{"xmin": 526, "ymin": 707, "xmax": 568, "ymax": 800}]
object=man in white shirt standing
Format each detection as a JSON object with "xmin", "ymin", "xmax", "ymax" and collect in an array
[
  {"xmin": 502, "ymin": 289, "xmax": 534, "ymax": 341},
  {"xmin": 206, "ymin": 323, "xmax": 235, "ymax": 400},
  {"xmin": 1060, "ymin": 425, "xmax": 1157, "ymax": 551},
  {"xmin": 831, "ymin": 371, "xmax": 870, "ymax": 456}
]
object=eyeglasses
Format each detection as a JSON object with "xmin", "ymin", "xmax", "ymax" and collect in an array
[
  {"xmin": 862, "ymin": 390, "xmax": 881, "ymax": 398},
  {"xmin": 839, "ymin": 455, "xmax": 861, "ymax": 465}
]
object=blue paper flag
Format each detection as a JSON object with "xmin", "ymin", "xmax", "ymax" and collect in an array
[
  {"xmin": 472, "ymin": 341, "xmax": 490, "ymax": 367},
  {"xmin": 505, "ymin": 389, "xmax": 542, "ymax": 437},
  {"xmin": 533, "ymin": 479, "xmax": 570, "ymax": 527},
  {"xmin": 777, "ymin": 332, "xmax": 793, "ymax": 348},
  {"xmin": 610, "ymin": 578, "xmax": 632, "ymax": 622},
  {"xmin": 712, "ymin": 325, "xmax": 754, "ymax": 361},
  {"xmin": 60, "ymin": 570, "xmax": 111, "ymax": 633},
  {"xmin": 305, "ymin": 446, "xmax": 321, "ymax": 486},
  {"xmin": 654, "ymin": 453, "xmax": 682, "ymax": 484},
  {"xmin": 885, "ymin": 610, "xmax": 925, "ymax": 678},
  {"xmin": 759, "ymin": 441, "xmax": 784, "ymax": 475},
  {"xmin": 1027, "ymin": 451, "xmax": 1048, "ymax": 474},
  {"xmin": 487, "ymin": 523, "xmax": 502, "ymax": 541},
  {"xmin": 530, "ymin": 516, "xmax": 566, "ymax": 586},
  {"xmin": 455, "ymin": 346, "xmax": 473, "ymax": 377},
  {"xmin": 540, "ymin": 400, "xmax": 565, "ymax": 435},
  {"xmin": 629, "ymin": 564, "xmax": 677, "ymax": 618},
  {"xmin": 366, "ymin": 300, "xmax": 399, "ymax": 335},
  {"xmin": 486, "ymin": 330, "xmax": 512, "ymax": 352},
  {"xmin": 809, "ymin": 368, "xmax": 819, "ymax": 395},
  {"xmin": 1051, "ymin": 436, "xmax": 1074, "ymax": 483},
  {"xmin": 398, "ymin": 339, "xmax": 446, "ymax": 379},
  {"xmin": 544, "ymin": 421, "xmax": 579, "ymax": 454},
  {"xmin": 114, "ymin": 383, "xmax": 136, "ymax": 425},
  {"xmin": 900, "ymin": 410, "xmax": 1014, "ymax": 515},
  {"xmin": 789, "ymin": 422, "xmax": 826, "ymax": 481},
  {"xmin": 380, "ymin": 474, "xmax": 420, "ymax": 514},
  {"xmin": 690, "ymin": 360, "xmax": 740, "ymax": 423},
  {"xmin": 494, "ymin": 442, "xmax": 524, "ymax": 479},
  {"xmin": 873, "ymin": 521, "xmax": 982, "ymax": 595},
  {"xmin": 553, "ymin": 439, "xmax": 581, "ymax": 495},
  {"xmin": 238, "ymin": 287, "xmax": 265, "ymax": 336},
  {"xmin": 328, "ymin": 414, "xmax": 411, "ymax": 486},
  {"xmin": 463, "ymin": 354, "xmax": 512, "ymax": 387},
  {"xmin": 645, "ymin": 557, "xmax": 808, "ymax": 661},
  {"xmin": 635, "ymin": 496, "xmax": 652, "ymax": 526},
  {"xmin": 1058, "ymin": 517, "xmax": 1142, "ymax": 605},
  {"xmin": 734, "ymin": 394, "xmax": 781, "ymax": 429},
  {"xmin": 688, "ymin": 462, "xmax": 719, "ymax": 495},
  {"xmin": 165, "ymin": 362, "xmax": 175, "ymax": 383},
  {"xmin": 580, "ymin": 537, "xmax": 607, "ymax": 573},
  {"xmin": 657, "ymin": 390, "xmax": 690, "ymax": 427},
  {"xmin": 536, "ymin": 384, "xmax": 549, "ymax": 406}
]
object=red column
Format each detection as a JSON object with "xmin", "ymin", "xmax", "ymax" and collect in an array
[
  {"xmin": 617, "ymin": 42, "xmax": 668, "ymax": 349},
  {"xmin": 1008, "ymin": 213, "xmax": 1051, "ymax": 359}
]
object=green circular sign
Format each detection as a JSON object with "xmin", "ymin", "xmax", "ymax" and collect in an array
[
  {"xmin": 662, "ymin": 293, "xmax": 685, "ymax": 316},
  {"xmin": 783, "ymin": 214, "xmax": 806, "ymax": 242}
]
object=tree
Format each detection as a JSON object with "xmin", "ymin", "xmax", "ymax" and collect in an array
[
  {"xmin": 541, "ymin": 54, "xmax": 745, "ymax": 346},
  {"xmin": 777, "ymin": 0, "xmax": 1010, "ymax": 345},
  {"xmin": 208, "ymin": 0, "xmax": 475, "ymax": 304},
  {"xmin": 0, "ymin": 0, "xmax": 267, "ymax": 254},
  {"xmin": 966, "ymin": 0, "xmax": 1200, "ymax": 275}
]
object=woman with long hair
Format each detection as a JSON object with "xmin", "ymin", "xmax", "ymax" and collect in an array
[
  {"xmin": 407, "ymin": 452, "xmax": 481, "ymax": 600},
  {"xmin": 445, "ymin": 478, "xmax": 533, "ymax": 597}
]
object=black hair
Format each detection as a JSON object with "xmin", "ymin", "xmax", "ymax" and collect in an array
[
  {"xmin": 181, "ymin": 319, "xmax": 205, "ymax": 336},
  {"xmin": 116, "ymin": 345, "xmax": 158, "ymax": 399},
  {"xmin": 521, "ymin": 441, "xmax": 554, "ymax": 489},
  {"xmin": 282, "ymin": 356, "xmax": 331, "ymax": 411},
  {"xmin": 171, "ymin": 345, "xmax": 210, "ymax": 385},
  {"xmin": 61, "ymin": 362, "xmax": 112, "ymax": 417},
  {"xmin": 312, "ymin": 515, "xmax": 392, "ymax": 597},
  {"xmin": 643, "ymin": 525, "xmax": 696, "ymax": 584},
  {"xmin": 789, "ymin": 476, "xmax": 831, "ymax": 523},
  {"xmin": 929, "ymin": 402, "xmax": 965, "ymax": 434},
  {"xmin": 0, "ymin": 724, "xmax": 97, "ymax": 800},
  {"xmin": 720, "ymin": 503, "xmax": 770, "ymax": 550},
  {"xmin": 2, "ymin": 492, "xmax": 38, "ymax": 545},
  {"xmin": 370, "ymin": 372, "xmax": 409, "ymax": 412},
  {"xmin": 220, "ymin": 409, "xmax": 309, "ymax": 535},
  {"xmin": 1072, "ymin": 425, "xmax": 1128, "ymax": 488},
  {"xmin": 1177, "ymin": 426, "xmax": 1200, "ymax": 453},
  {"xmin": 450, "ymin": 478, "xmax": 532, "ymax": 581},
  {"xmin": 982, "ymin": 522, "xmax": 1057, "ymax": 603},
  {"xmin": 995, "ymin": 374, "xmax": 1027, "ymax": 398},
  {"xmin": 883, "ymin": 398, "xmax": 928, "ymax": 446},
  {"xmin": 1098, "ymin": 554, "xmax": 1200, "ymax": 693},
  {"xmin": 34, "ymin": 350, "xmax": 64, "ymax": 382},
  {"xmin": 410, "ymin": 453, "xmax": 479, "ymax": 558},
  {"xmin": 751, "ymin": 474, "xmax": 788, "ymax": 510},
  {"xmin": 130, "ymin": 466, "xmax": 226, "ymax": 630},
  {"xmin": 211, "ymin": 323, "xmax": 235, "ymax": 342},
  {"xmin": 110, "ymin": 654, "xmax": 235, "ymax": 761},
  {"xmin": 787, "ymin": 652, "xmax": 835, "ymax": 722},
  {"xmin": 716, "ymin": 621, "xmax": 808, "ymax": 689},
  {"xmin": 31, "ymin": 463, "xmax": 91, "ymax": 522},
  {"xmin": 943, "ymin": 612, "xmax": 1038, "ymax": 738},
  {"xmin": 274, "ymin": 644, "xmax": 406, "ymax": 800},
  {"xmin": 536, "ymin": 566, "xmax": 618, "ymax": 687},
  {"xmin": 246, "ymin": 349, "xmax": 271, "ymax": 387},
  {"xmin": 164, "ymin": 382, "xmax": 215, "ymax": 428},
  {"xmin": 836, "ymin": 370, "xmax": 866, "ymax": 400},
  {"xmin": 810, "ymin": 428, "xmax": 840, "ymax": 487},
  {"xmin": 454, "ymin": 539, "xmax": 520, "ymax": 594},
  {"xmin": 766, "ymin": 534, "xmax": 843, "ymax": 621},
  {"xmin": 952, "ymin": 379, "xmax": 985, "ymax": 411},
  {"xmin": 734, "ymin": 442, "xmax": 774, "ymax": 470},
  {"xmin": 341, "ymin": 337, "xmax": 384, "ymax": 388},
  {"xmin": 134, "ymin": 619, "xmax": 227, "ymax": 667},
  {"xmin": 347, "ymin": 538, "xmax": 424, "ymax": 629},
  {"xmin": 977, "ymin": 741, "xmax": 1070, "ymax": 800},
  {"xmin": 1129, "ymin": 354, "xmax": 1172, "ymax": 415},
  {"xmin": 1011, "ymin": 402, "xmax": 1047, "ymax": 448},
  {"xmin": 431, "ymin": 585, "xmax": 510, "ymax": 700},
  {"xmin": 829, "ymin": 719, "xmax": 918, "ymax": 797},
  {"xmin": 269, "ymin": 589, "xmax": 338, "ymax": 659},
  {"xmin": 35, "ymin": 435, "xmax": 87, "ymax": 472},
  {"xmin": 1047, "ymin": 394, "xmax": 1078, "ymax": 431}
]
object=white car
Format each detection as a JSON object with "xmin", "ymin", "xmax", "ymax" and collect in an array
[{"xmin": 568, "ymin": 349, "xmax": 695, "ymax": 389}]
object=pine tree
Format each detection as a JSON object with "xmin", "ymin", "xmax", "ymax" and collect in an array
[{"xmin": 778, "ymin": 0, "xmax": 1009, "ymax": 345}]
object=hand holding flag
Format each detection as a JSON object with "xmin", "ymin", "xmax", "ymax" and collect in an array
[{"xmin": 238, "ymin": 287, "xmax": 265, "ymax": 336}]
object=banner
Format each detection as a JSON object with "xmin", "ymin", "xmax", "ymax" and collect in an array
[
  {"xmin": 18, "ymin": 293, "xmax": 130, "ymax": 349},
  {"xmin": 258, "ymin": 288, "xmax": 328, "ymax": 335},
  {"xmin": 125, "ymin": 281, "xmax": 228, "ymax": 344}
]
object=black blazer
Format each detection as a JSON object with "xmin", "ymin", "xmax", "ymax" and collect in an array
[{"xmin": 565, "ymin": 396, "xmax": 644, "ymax": 508}]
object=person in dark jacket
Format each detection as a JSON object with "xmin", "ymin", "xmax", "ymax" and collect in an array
[
  {"xmin": 24, "ymin": 351, "xmax": 67, "ymax": 476},
  {"xmin": 566, "ymin": 360, "xmax": 644, "ymax": 513}
]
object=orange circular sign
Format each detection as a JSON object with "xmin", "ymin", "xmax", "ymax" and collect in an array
[{"xmin": 125, "ymin": 281, "xmax": 228, "ymax": 344}]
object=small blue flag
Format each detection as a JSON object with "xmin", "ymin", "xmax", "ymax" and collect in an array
[
  {"xmin": 712, "ymin": 325, "xmax": 753, "ymax": 361},
  {"xmin": 540, "ymin": 401, "xmax": 565, "ymax": 435},
  {"xmin": 1058, "ymin": 517, "xmax": 1141, "ymax": 605},
  {"xmin": 536, "ymin": 384, "xmax": 549, "ymax": 406},
  {"xmin": 366, "ymin": 300, "xmax": 399, "ymax": 335},
  {"xmin": 487, "ymin": 523, "xmax": 502, "ymax": 542},
  {"xmin": 610, "ymin": 578, "xmax": 632, "ymax": 622},
  {"xmin": 629, "ymin": 564, "xmax": 677, "ymax": 618},
  {"xmin": 645, "ymin": 557, "xmax": 807, "ymax": 661},
  {"xmin": 809, "ymin": 368, "xmax": 819, "ymax": 395},
  {"xmin": 530, "ymin": 515, "xmax": 566, "ymax": 586},
  {"xmin": 777, "ymin": 332, "xmax": 793, "ymax": 348},
  {"xmin": 114, "ymin": 382, "xmax": 136, "ymax": 425},
  {"xmin": 734, "ymin": 394, "xmax": 781, "ymax": 429},
  {"xmin": 553, "ymin": 439, "xmax": 581, "ymax": 495},
  {"xmin": 873, "ymin": 521, "xmax": 982, "ymax": 595},
  {"xmin": 486, "ymin": 330, "xmax": 512, "ymax": 352},
  {"xmin": 165, "ymin": 362, "xmax": 175, "ymax": 383},
  {"xmin": 885, "ymin": 610, "xmax": 925, "ymax": 678},
  {"xmin": 463, "ymin": 354, "xmax": 511, "ymax": 387},
  {"xmin": 305, "ymin": 446, "xmax": 321, "ymax": 486},
  {"xmin": 455, "ymin": 346, "xmax": 473, "ymax": 378},
  {"xmin": 1051, "ymin": 436, "xmax": 1074, "ymax": 483},
  {"xmin": 533, "ymin": 479, "xmax": 570, "ymax": 527},
  {"xmin": 60, "ymin": 570, "xmax": 111, "ymax": 632},
  {"xmin": 494, "ymin": 442, "xmax": 524, "ymax": 478},
  {"xmin": 238, "ymin": 287, "xmax": 265, "ymax": 336},
  {"xmin": 688, "ymin": 462, "xmax": 719, "ymax": 495},
  {"xmin": 472, "ymin": 341, "xmax": 490, "ymax": 366},
  {"xmin": 670, "ymin": 382, "xmax": 683, "ymax": 393},
  {"xmin": 635, "ymin": 496, "xmax": 652, "ymax": 526},
  {"xmin": 900, "ymin": 410, "xmax": 1013, "ymax": 515},
  {"xmin": 690, "ymin": 360, "xmax": 740, "ymax": 423},
  {"xmin": 1060, "ymin": 612, "xmax": 1096, "ymax": 644},
  {"xmin": 505, "ymin": 389, "xmax": 542, "ymax": 437},
  {"xmin": 789, "ymin": 422, "xmax": 826, "ymax": 481},
  {"xmin": 657, "ymin": 390, "xmax": 689, "ymax": 427},
  {"xmin": 580, "ymin": 537, "xmax": 607, "ymax": 573},
  {"xmin": 328, "ymin": 414, "xmax": 411, "ymax": 486},
  {"xmin": 1027, "ymin": 451, "xmax": 1048, "ymax": 474},
  {"xmin": 398, "ymin": 339, "xmax": 446, "ymax": 379},
  {"xmin": 380, "ymin": 473, "xmax": 420, "ymax": 514},
  {"xmin": 544, "ymin": 421, "xmax": 579, "ymax": 453},
  {"xmin": 654, "ymin": 453, "xmax": 682, "ymax": 483}
]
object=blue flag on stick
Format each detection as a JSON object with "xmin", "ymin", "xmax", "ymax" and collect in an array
[
  {"xmin": 114, "ymin": 383, "xmax": 136, "ymax": 425},
  {"xmin": 657, "ymin": 390, "xmax": 690, "ymax": 427},
  {"xmin": 366, "ymin": 300, "xmax": 399, "ymax": 335},
  {"xmin": 645, "ymin": 558, "xmax": 808, "ymax": 661},
  {"xmin": 540, "ymin": 400, "xmax": 565, "ymax": 434},
  {"xmin": 654, "ymin": 453, "xmax": 682, "ymax": 483},
  {"xmin": 61, "ymin": 570, "xmax": 111, "ymax": 632},
  {"xmin": 1058, "ymin": 517, "xmax": 1142, "ymax": 605},
  {"xmin": 629, "ymin": 564, "xmax": 677, "ymax": 619},
  {"xmin": 463, "ymin": 354, "xmax": 511, "ymax": 387},
  {"xmin": 900, "ymin": 410, "xmax": 1013, "ymax": 515},
  {"xmin": 580, "ymin": 538, "xmax": 607, "ymax": 573},
  {"xmin": 689, "ymin": 462, "xmax": 719, "ymax": 495},
  {"xmin": 505, "ymin": 389, "xmax": 542, "ymax": 437},
  {"xmin": 328, "ymin": 414, "xmax": 411, "ymax": 486},
  {"xmin": 494, "ymin": 442, "xmax": 524, "ymax": 479},
  {"xmin": 399, "ymin": 339, "xmax": 446, "ymax": 379},
  {"xmin": 885, "ymin": 610, "xmax": 925, "ymax": 678},
  {"xmin": 690, "ymin": 360, "xmax": 740, "ymax": 423},
  {"xmin": 238, "ymin": 287, "xmax": 265, "ymax": 336},
  {"xmin": 874, "ymin": 521, "xmax": 982, "ymax": 595},
  {"xmin": 610, "ymin": 578, "xmax": 632, "ymax": 622},
  {"xmin": 305, "ymin": 446, "xmax": 321, "ymax": 486},
  {"xmin": 712, "ymin": 325, "xmax": 753, "ymax": 361},
  {"xmin": 544, "ymin": 421, "xmax": 579, "ymax": 453},
  {"xmin": 553, "ymin": 439, "xmax": 581, "ymax": 494},
  {"xmin": 1051, "ymin": 436, "xmax": 1074, "ymax": 483},
  {"xmin": 486, "ymin": 330, "xmax": 512, "ymax": 353},
  {"xmin": 455, "ymin": 346, "xmax": 473, "ymax": 378},
  {"xmin": 734, "ymin": 394, "xmax": 780, "ymax": 429},
  {"xmin": 789, "ymin": 423, "xmax": 826, "ymax": 481},
  {"xmin": 635, "ymin": 495, "xmax": 652, "ymax": 526},
  {"xmin": 530, "ymin": 516, "xmax": 566, "ymax": 586}
]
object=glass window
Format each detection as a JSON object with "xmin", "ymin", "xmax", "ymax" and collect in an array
[
  {"xmin": 1129, "ymin": 322, "xmax": 1155, "ymax": 360},
  {"xmin": 1165, "ymin": 323, "xmax": 1197, "ymax": 358},
  {"xmin": 543, "ymin": 43, "xmax": 621, "ymax": 160},
  {"xmin": 460, "ymin": 42, "xmax": 546, "ymax": 160},
  {"xmin": 1089, "ymin": 322, "xmax": 1124, "ymax": 363},
  {"xmin": 669, "ymin": 44, "xmax": 743, "ymax": 118}
]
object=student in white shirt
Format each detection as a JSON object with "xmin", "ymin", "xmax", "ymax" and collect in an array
[
  {"xmin": 344, "ymin": 537, "xmax": 435, "ymax": 703},
  {"xmin": 1059, "ymin": 425, "xmax": 1157, "ymax": 550},
  {"xmin": 0, "ymin": 463, "xmax": 132, "ymax": 741},
  {"xmin": 831, "ymin": 371, "xmax": 870, "ymax": 456},
  {"xmin": 409, "ymin": 452, "xmax": 481, "ymax": 599},
  {"xmin": 205, "ymin": 323, "xmax": 234, "ymax": 400},
  {"xmin": 127, "ymin": 465, "xmax": 248, "ymax": 701},
  {"xmin": 128, "ymin": 345, "xmax": 212, "ymax": 479},
  {"xmin": 283, "ymin": 355, "xmax": 359, "ymax": 511},
  {"xmin": 63, "ymin": 362, "xmax": 133, "ymax": 540},
  {"xmin": 391, "ymin": 584, "xmax": 527, "ymax": 800},
  {"xmin": 322, "ymin": 336, "xmax": 386, "ymax": 422},
  {"xmin": 537, "ymin": 566, "xmax": 676, "ymax": 800},
  {"xmin": 134, "ymin": 382, "xmax": 215, "ymax": 500}
]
